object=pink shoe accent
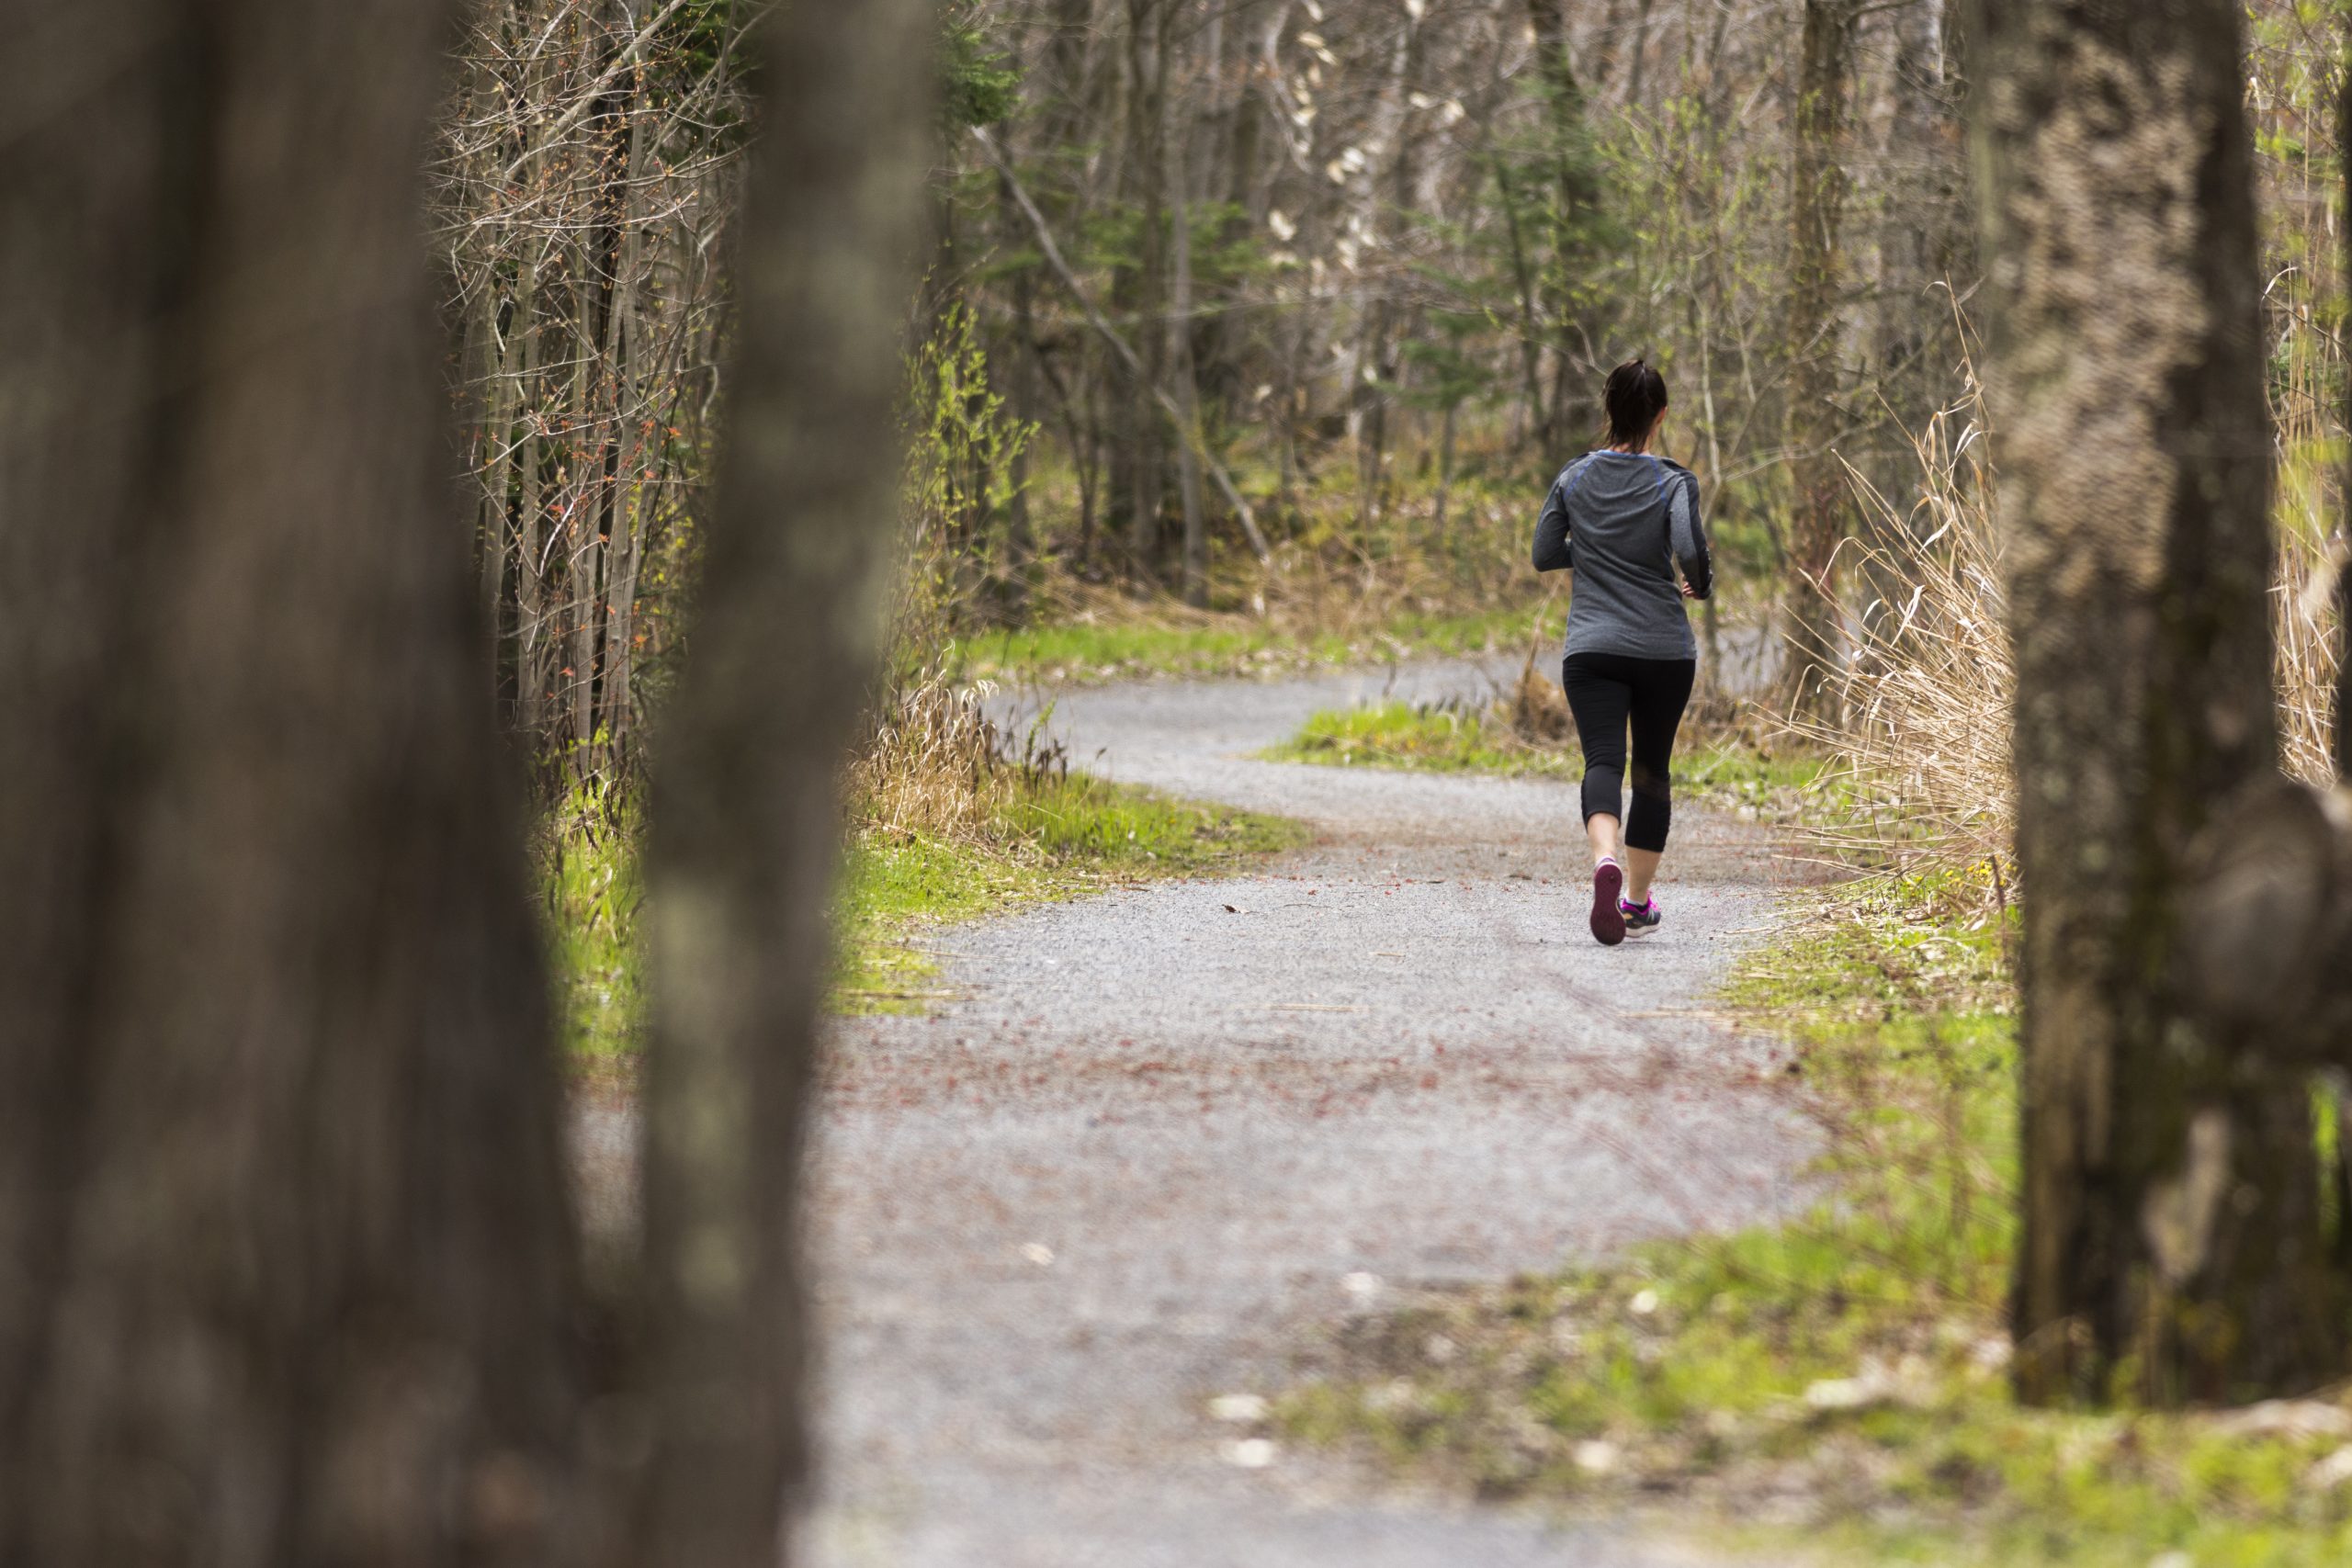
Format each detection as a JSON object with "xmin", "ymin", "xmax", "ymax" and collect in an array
[{"xmin": 1590, "ymin": 860, "xmax": 1626, "ymax": 946}]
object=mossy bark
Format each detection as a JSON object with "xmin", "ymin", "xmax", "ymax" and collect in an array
[{"xmin": 1966, "ymin": 0, "xmax": 2345, "ymax": 1404}]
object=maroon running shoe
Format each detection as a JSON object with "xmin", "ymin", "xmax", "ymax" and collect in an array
[{"xmin": 1590, "ymin": 859, "xmax": 1626, "ymax": 946}]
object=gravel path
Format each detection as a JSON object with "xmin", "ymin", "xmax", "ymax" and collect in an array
[{"xmin": 786, "ymin": 660, "xmax": 1817, "ymax": 1567}]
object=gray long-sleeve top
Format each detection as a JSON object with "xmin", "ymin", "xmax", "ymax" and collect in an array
[{"xmin": 1531, "ymin": 449, "xmax": 1713, "ymax": 660}]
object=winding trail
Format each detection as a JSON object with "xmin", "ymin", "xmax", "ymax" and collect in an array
[{"xmin": 796, "ymin": 660, "xmax": 1814, "ymax": 1566}]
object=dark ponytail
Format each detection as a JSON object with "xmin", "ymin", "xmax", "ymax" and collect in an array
[{"xmin": 1603, "ymin": 358, "xmax": 1668, "ymax": 447}]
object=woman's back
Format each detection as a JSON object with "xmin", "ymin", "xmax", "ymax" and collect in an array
[
  {"xmin": 1531, "ymin": 449, "xmax": 1711, "ymax": 660},
  {"xmin": 1535, "ymin": 357, "xmax": 1713, "ymax": 946}
]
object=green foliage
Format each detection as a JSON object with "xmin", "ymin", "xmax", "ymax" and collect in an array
[
  {"xmin": 904, "ymin": 299, "xmax": 1039, "ymax": 631},
  {"xmin": 537, "ymin": 780, "xmax": 646, "ymax": 1062},
  {"xmin": 1079, "ymin": 197, "xmax": 1269, "ymax": 301},
  {"xmin": 941, "ymin": 0, "xmax": 1021, "ymax": 130},
  {"xmin": 651, "ymin": 0, "xmax": 764, "ymax": 144},
  {"xmin": 1395, "ymin": 311, "xmax": 1495, "ymax": 414}
]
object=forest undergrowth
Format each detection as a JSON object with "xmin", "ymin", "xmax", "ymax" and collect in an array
[{"xmin": 537, "ymin": 303, "xmax": 1315, "ymax": 1066}]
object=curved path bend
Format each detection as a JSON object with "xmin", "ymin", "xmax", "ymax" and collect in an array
[{"xmin": 797, "ymin": 660, "xmax": 1814, "ymax": 1567}]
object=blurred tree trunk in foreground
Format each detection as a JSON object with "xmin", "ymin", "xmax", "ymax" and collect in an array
[
  {"xmin": 0, "ymin": 0, "xmax": 928, "ymax": 1561},
  {"xmin": 1967, "ymin": 0, "xmax": 2344, "ymax": 1404},
  {"xmin": 634, "ymin": 0, "xmax": 929, "ymax": 1556},
  {"xmin": 0, "ymin": 0, "xmax": 585, "ymax": 1557}
]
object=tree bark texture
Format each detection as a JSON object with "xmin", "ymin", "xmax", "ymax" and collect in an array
[
  {"xmin": 1527, "ymin": 0, "xmax": 1603, "ymax": 452},
  {"xmin": 1170, "ymin": 123, "xmax": 1211, "ymax": 608},
  {"xmin": 0, "ymin": 0, "xmax": 586, "ymax": 1558},
  {"xmin": 2, "ymin": 0, "xmax": 933, "ymax": 1559},
  {"xmin": 635, "ymin": 0, "xmax": 931, "ymax": 1560},
  {"xmin": 1111, "ymin": 0, "xmax": 1172, "ymax": 577},
  {"xmin": 1782, "ymin": 0, "xmax": 1860, "ymax": 720},
  {"xmin": 1966, "ymin": 0, "xmax": 2343, "ymax": 1404}
]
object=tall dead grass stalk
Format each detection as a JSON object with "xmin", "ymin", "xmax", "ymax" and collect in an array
[
  {"xmin": 1791, "ymin": 367, "xmax": 2011, "ymax": 881},
  {"xmin": 1796, "ymin": 346, "xmax": 2343, "ymax": 886}
]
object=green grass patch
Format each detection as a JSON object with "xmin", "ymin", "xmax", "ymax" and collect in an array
[
  {"xmin": 1262, "ymin": 697, "xmax": 1827, "ymax": 821},
  {"xmin": 834, "ymin": 771, "xmax": 1302, "ymax": 1013},
  {"xmin": 539, "ymin": 781, "xmax": 647, "ymax": 1065},
  {"xmin": 1273, "ymin": 877, "xmax": 2352, "ymax": 1564},
  {"xmin": 1264, "ymin": 698, "xmax": 1569, "ymax": 775},
  {"xmin": 948, "ymin": 604, "xmax": 1540, "ymax": 685},
  {"xmin": 537, "ymin": 772, "xmax": 1302, "ymax": 1054}
]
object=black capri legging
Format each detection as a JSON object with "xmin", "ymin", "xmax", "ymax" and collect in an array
[{"xmin": 1561, "ymin": 651, "xmax": 1696, "ymax": 853}]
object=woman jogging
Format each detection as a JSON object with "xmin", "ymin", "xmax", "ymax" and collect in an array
[{"xmin": 1531, "ymin": 358, "xmax": 1713, "ymax": 947}]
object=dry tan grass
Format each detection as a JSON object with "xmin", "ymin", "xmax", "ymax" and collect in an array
[
  {"xmin": 1799, "ymin": 344, "xmax": 2344, "ymax": 889},
  {"xmin": 850, "ymin": 661, "xmax": 1011, "ymax": 840},
  {"xmin": 2274, "ymin": 524, "xmax": 2340, "ymax": 788},
  {"xmin": 1790, "ymin": 365, "xmax": 2012, "ymax": 882}
]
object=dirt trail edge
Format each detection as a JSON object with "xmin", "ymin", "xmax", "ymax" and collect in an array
[{"xmin": 808, "ymin": 660, "xmax": 1814, "ymax": 1566}]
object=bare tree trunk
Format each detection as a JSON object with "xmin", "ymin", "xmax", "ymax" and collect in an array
[
  {"xmin": 1526, "ymin": 0, "xmax": 1601, "ymax": 452},
  {"xmin": 1624, "ymin": 0, "xmax": 1657, "ymax": 107},
  {"xmin": 1352, "ymin": 6, "xmax": 1421, "ymax": 532},
  {"xmin": 481, "ymin": 278, "xmax": 523, "ymax": 665},
  {"xmin": 1489, "ymin": 148, "xmax": 1548, "ymax": 446},
  {"xmin": 467, "ymin": 276, "xmax": 506, "ymax": 630},
  {"xmin": 1968, "ymin": 0, "xmax": 2345, "ymax": 1404},
  {"xmin": 1002, "ymin": 205, "xmax": 1042, "ymax": 620},
  {"xmin": 517, "ymin": 262, "xmax": 548, "ymax": 744},
  {"xmin": 0, "ymin": 2, "xmax": 587, "ymax": 1559},
  {"xmin": 1170, "ymin": 115, "xmax": 1210, "ymax": 607},
  {"xmin": 569, "ymin": 266, "xmax": 604, "ymax": 773},
  {"xmin": 1432, "ymin": 400, "xmax": 1458, "ymax": 544},
  {"xmin": 1112, "ymin": 0, "xmax": 1171, "ymax": 581},
  {"xmin": 1782, "ymin": 0, "xmax": 1860, "ymax": 721},
  {"xmin": 635, "ymin": 0, "xmax": 931, "ymax": 1561}
]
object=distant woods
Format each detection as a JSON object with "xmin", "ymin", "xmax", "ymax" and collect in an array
[
  {"xmin": 914, "ymin": 0, "xmax": 1977, "ymax": 689},
  {"xmin": 435, "ymin": 0, "xmax": 754, "ymax": 784},
  {"xmin": 435, "ymin": 1, "xmax": 2352, "ymax": 776},
  {"xmin": 439, "ymin": 0, "xmax": 1990, "ymax": 780}
]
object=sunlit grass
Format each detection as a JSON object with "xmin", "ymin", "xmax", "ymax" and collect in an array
[
  {"xmin": 1262, "ymin": 697, "xmax": 1827, "ymax": 819},
  {"xmin": 538, "ymin": 781, "xmax": 647, "ymax": 1064},
  {"xmin": 835, "ymin": 772, "xmax": 1302, "ymax": 1013},
  {"xmin": 946, "ymin": 603, "xmax": 1540, "ymax": 685},
  {"xmin": 537, "ymin": 770, "xmax": 1303, "ymax": 1054},
  {"xmin": 1263, "ymin": 698, "xmax": 1567, "ymax": 774}
]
